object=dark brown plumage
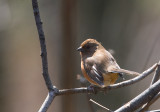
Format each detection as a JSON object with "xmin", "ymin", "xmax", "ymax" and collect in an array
[{"xmin": 77, "ymin": 39, "xmax": 139, "ymax": 87}]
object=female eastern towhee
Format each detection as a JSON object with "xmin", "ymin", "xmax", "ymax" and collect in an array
[{"xmin": 77, "ymin": 39, "xmax": 139, "ymax": 87}]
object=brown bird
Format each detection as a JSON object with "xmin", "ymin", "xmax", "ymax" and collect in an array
[{"xmin": 77, "ymin": 39, "xmax": 140, "ymax": 87}]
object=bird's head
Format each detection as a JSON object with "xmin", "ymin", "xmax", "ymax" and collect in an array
[{"xmin": 77, "ymin": 39, "xmax": 103, "ymax": 57}]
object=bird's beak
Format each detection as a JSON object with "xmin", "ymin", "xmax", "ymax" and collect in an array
[{"xmin": 77, "ymin": 46, "xmax": 83, "ymax": 52}]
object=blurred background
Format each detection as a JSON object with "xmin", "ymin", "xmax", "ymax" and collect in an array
[{"xmin": 0, "ymin": 0, "xmax": 160, "ymax": 112}]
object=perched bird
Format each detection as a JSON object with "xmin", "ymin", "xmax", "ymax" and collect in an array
[{"xmin": 77, "ymin": 39, "xmax": 140, "ymax": 87}]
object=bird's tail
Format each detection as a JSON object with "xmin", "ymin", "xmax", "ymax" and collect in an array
[{"xmin": 115, "ymin": 68, "xmax": 140, "ymax": 76}]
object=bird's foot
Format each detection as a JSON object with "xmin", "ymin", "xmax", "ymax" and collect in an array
[{"xmin": 87, "ymin": 85, "xmax": 98, "ymax": 94}]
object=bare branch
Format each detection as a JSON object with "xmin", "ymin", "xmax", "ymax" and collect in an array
[
  {"xmin": 32, "ymin": 0, "xmax": 56, "ymax": 112},
  {"xmin": 139, "ymin": 62, "xmax": 160, "ymax": 112},
  {"xmin": 38, "ymin": 91, "xmax": 56, "ymax": 112},
  {"xmin": 145, "ymin": 109, "xmax": 160, "ymax": 112},
  {"xmin": 32, "ymin": 0, "xmax": 54, "ymax": 91},
  {"xmin": 106, "ymin": 63, "xmax": 157, "ymax": 90},
  {"xmin": 139, "ymin": 92, "xmax": 160, "ymax": 112},
  {"xmin": 114, "ymin": 78, "xmax": 160, "ymax": 112},
  {"xmin": 89, "ymin": 99, "xmax": 113, "ymax": 112},
  {"xmin": 56, "ymin": 63, "xmax": 157, "ymax": 95}
]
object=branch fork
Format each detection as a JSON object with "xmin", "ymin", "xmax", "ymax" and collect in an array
[{"xmin": 32, "ymin": 0, "xmax": 160, "ymax": 112}]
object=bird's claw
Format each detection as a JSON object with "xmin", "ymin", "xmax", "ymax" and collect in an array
[{"xmin": 87, "ymin": 85, "xmax": 98, "ymax": 94}]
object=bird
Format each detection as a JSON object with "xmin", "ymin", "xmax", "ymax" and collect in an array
[{"xmin": 77, "ymin": 39, "xmax": 140, "ymax": 88}]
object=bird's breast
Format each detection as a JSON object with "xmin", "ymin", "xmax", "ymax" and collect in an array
[{"xmin": 81, "ymin": 61, "xmax": 99, "ymax": 86}]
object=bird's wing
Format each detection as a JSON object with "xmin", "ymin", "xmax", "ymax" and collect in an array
[
  {"xmin": 104, "ymin": 50, "xmax": 140, "ymax": 76},
  {"xmin": 85, "ymin": 64, "xmax": 104, "ymax": 86}
]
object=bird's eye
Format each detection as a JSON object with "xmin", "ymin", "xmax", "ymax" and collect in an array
[{"xmin": 86, "ymin": 45, "xmax": 90, "ymax": 49}]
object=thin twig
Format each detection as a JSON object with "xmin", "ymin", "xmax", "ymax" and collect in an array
[
  {"xmin": 139, "ymin": 63, "xmax": 160, "ymax": 112},
  {"xmin": 150, "ymin": 62, "xmax": 160, "ymax": 85},
  {"xmin": 114, "ymin": 78, "xmax": 160, "ymax": 112},
  {"xmin": 86, "ymin": 95, "xmax": 95, "ymax": 112},
  {"xmin": 142, "ymin": 35, "xmax": 159, "ymax": 71},
  {"xmin": 89, "ymin": 99, "xmax": 113, "ymax": 112},
  {"xmin": 56, "ymin": 63, "xmax": 157, "ymax": 95}
]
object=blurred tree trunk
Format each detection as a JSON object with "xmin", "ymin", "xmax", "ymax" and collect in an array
[{"xmin": 61, "ymin": 0, "xmax": 77, "ymax": 112}]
